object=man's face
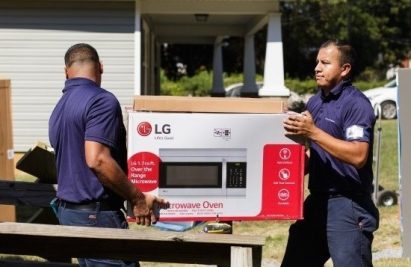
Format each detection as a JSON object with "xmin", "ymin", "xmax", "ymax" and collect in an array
[{"xmin": 314, "ymin": 45, "xmax": 348, "ymax": 91}]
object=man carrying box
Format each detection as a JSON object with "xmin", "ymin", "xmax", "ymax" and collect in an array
[
  {"xmin": 282, "ymin": 40, "xmax": 379, "ymax": 267},
  {"xmin": 49, "ymin": 43, "xmax": 168, "ymax": 267}
]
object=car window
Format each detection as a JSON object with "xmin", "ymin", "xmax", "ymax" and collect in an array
[{"xmin": 384, "ymin": 79, "xmax": 396, "ymax": 88}]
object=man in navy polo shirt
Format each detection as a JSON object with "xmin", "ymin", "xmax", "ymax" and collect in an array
[
  {"xmin": 49, "ymin": 43, "xmax": 168, "ymax": 267},
  {"xmin": 282, "ymin": 40, "xmax": 379, "ymax": 267}
]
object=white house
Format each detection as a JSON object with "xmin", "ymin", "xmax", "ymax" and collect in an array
[{"xmin": 0, "ymin": 0, "xmax": 288, "ymax": 151}]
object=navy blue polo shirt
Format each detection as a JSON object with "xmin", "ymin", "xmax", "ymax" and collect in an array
[
  {"xmin": 307, "ymin": 80, "xmax": 376, "ymax": 195},
  {"xmin": 49, "ymin": 78, "xmax": 127, "ymax": 204}
]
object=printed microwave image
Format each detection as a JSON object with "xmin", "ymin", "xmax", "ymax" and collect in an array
[{"xmin": 158, "ymin": 148, "xmax": 247, "ymax": 197}]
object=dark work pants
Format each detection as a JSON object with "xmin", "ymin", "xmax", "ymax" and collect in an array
[
  {"xmin": 58, "ymin": 204, "xmax": 139, "ymax": 267},
  {"xmin": 281, "ymin": 194, "xmax": 379, "ymax": 267}
]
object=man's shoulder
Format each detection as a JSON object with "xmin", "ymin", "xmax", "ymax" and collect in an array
[
  {"xmin": 85, "ymin": 88, "xmax": 120, "ymax": 113},
  {"xmin": 343, "ymin": 84, "xmax": 371, "ymax": 105},
  {"xmin": 341, "ymin": 85, "xmax": 375, "ymax": 121},
  {"xmin": 306, "ymin": 90, "xmax": 321, "ymax": 107},
  {"xmin": 91, "ymin": 88, "xmax": 118, "ymax": 104}
]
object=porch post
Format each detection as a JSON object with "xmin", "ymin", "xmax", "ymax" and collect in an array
[
  {"xmin": 211, "ymin": 36, "xmax": 225, "ymax": 97},
  {"xmin": 242, "ymin": 34, "xmax": 258, "ymax": 97},
  {"xmin": 155, "ymin": 42, "xmax": 161, "ymax": 95},
  {"xmin": 259, "ymin": 13, "xmax": 289, "ymax": 97}
]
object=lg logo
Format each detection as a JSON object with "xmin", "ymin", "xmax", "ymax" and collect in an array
[
  {"xmin": 137, "ymin": 122, "xmax": 152, "ymax": 136},
  {"xmin": 137, "ymin": 122, "xmax": 171, "ymax": 136}
]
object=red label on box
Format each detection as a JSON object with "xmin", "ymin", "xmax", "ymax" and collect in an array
[
  {"xmin": 127, "ymin": 152, "xmax": 160, "ymax": 192},
  {"xmin": 259, "ymin": 144, "xmax": 305, "ymax": 219}
]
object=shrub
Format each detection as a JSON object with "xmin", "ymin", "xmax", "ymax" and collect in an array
[
  {"xmin": 160, "ymin": 70, "xmax": 212, "ymax": 96},
  {"xmin": 224, "ymin": 73, "xmax": 264, "ymax": 88},
  {"xmin": 160, "ymin": 70, "xmax": 388, "ymax": 96},
  {"xmin": 285, "ymin": 78, "xmax": 318, "ymax": 94},
  {"xmin": 354, "ymin": 80, "xmax": 387, "ymax": 91},
  {"xmin": 178, "ymin": 70, "xmax": 212, "ymax": 96}
]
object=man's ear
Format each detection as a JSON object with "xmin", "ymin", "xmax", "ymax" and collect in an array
[
  {"xmin": 341, "ymin": 63, "xmax": 351, "ymax": 78},
  {"xmin": 99, "ymin": 62, "xmax": 104, "ymax": 74},
  {"xmin": 64, "ymin": 66, "xmax": 69, "ymax": 79}
]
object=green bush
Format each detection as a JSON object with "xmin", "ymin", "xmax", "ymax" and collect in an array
[
  {"xmin": 179, "ymin": 70, "xmax": 212, "ymax": 96},
  {"xmin": 223, "ymin": 73, "xmax": 243, "ymax": 87},
  {"xmin": 353, "ymin": 80, "xmax": 387, "ymax": 91},
  {"xmin": 285, "ymin": 78, "xmax": 388, "ymax": 93},
  {"xmin": 285, "ymin": 78, "xmax": 318, "ymax": 94},
  {"xmin": 223, "ymin": 73, "xmax": 264, "ymax": 88},
  {"xmin": 160, "ymin": 70, "xmax": 389, "ymax": 96},
  {"xmin": 160, "ymin": 70, "xmax": 212, "ymax": 96},
  {"xmin": 356, "ymin": 67, "xmax": 386, "ymax": 82},
  {"xmin": 160, "ymin": 70, "xmax": 184, "ymax": 96}
]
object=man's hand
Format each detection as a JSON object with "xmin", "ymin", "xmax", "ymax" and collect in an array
[
  {"xmin": 132, "ymin": 193, "xmax": 169, "ymax": 226},
  {"xmin": 283, "ymin": 111, "xmax": 316, "ymax": 138}
]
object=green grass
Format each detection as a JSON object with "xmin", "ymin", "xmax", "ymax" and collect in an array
[
  {"xmin": 374, "ymin": 259, "xmax": 411, "ymax": 267},
  {"xmin": 374, "ymin": 120, "xmax": 399, "ymax": 191}
]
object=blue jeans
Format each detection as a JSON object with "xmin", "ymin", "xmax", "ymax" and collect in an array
[
  {"xmin": 281, "ymin": 194, "xmax": 379, "ymax": 267},
  {"xmin": 58, "ymin": 203, "xmax": 139, "ymax": 267}
]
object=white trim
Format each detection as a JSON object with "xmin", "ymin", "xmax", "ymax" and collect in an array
[
  {"xmin": 141, "ymin": 0, "xmax": 277, "ymax": 14},
  {"xmin": 245, "ymin": 15, "xmax": 268, "ymax": 36}
]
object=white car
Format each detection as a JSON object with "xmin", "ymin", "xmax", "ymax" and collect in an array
[
  {"xmin": 225, "ymin": 82, "xmax": 263, "ymax": 97},
  {"xmin": 363, "ymin": 79, "xmax": 398, "ymax": 120},
  {"xmin": 225, "ymin": 82, "xmax": 308, "ymax": 112}
]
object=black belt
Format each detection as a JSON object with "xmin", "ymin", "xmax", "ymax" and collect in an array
[
  {"xmin": 60, "ymin": 200, "xmax": 121, "ymax": 211},
  {"xmin": 328, "ymin": 192, "xmax": 344, "ymax": 198},
  {"xmin": 311, "ymin": 193, "xmax": 343, "ymax": 199}
]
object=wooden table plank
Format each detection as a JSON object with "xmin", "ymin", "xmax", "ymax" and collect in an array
[
  {"xmin": 0, "ymin": 222, "xmax": 264, "ymax": 266},
  {"xmin": 0, "ymin": 180, "xmax": 56, "ymax": 207}
]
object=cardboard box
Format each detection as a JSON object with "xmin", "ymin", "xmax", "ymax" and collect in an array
[
  {"xmin": 127, "ymin": 99, "xmax": 305, "ymax": 221},
  {"xmin": 133, "ymin": 95, "xmax": 285, "ymax": 113},
  {"xmin": 16, "ymin": 141, "xmax": 57, "ymax": 184}
]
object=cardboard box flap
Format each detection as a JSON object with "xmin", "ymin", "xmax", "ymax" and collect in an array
[
  {"xmin": 16, "ymin": 141, "xmax": 57, "ymax": 184},
  {"xmin": 133, "ymin": 96, "xmax": 285, "ymax": 113}
]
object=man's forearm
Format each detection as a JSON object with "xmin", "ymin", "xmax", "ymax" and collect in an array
[
  {"xmin": 84, "ymin": 140, "xmax": 144, "ymax": 203},
  {"xmin": 92, "ymin": 154, "xmax": 145, "ymax": 204},
  {"xmin": 309, "ymin": 128, "xmax": 369, "ymax": 168}
]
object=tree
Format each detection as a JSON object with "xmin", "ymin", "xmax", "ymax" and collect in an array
[
  {"xmin": 161, "ymin": 44, "xmax": 213, "ymax": 80},
  {"xmin": 161, "ymin": 0, "xmax": 411, "ymax": 81},
  {"xmin": 281, "ymin": 0, "xmax": 411, "ymax": 79}
]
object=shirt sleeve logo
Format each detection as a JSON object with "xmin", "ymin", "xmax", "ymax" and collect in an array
[{"xmin": 346, "ymin": 125, "xmax": 364, "ymax": 140}]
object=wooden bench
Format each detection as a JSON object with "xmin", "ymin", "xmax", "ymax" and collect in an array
[
  {"xmin": 0, "ymin": 180, "xmax": 56, "ymax": 208},
  {"xmin": 0, "ymin": 222, "xmax": 265, "ymax": 267}
]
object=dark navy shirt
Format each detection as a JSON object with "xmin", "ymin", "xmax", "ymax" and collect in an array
[
  {"xmin": 49, "ymin": 78, "xmax": 127, "ymax": 204},
  {"xmin": 307, "ymin": 80, "xmax": 376, "ymax": 194}
]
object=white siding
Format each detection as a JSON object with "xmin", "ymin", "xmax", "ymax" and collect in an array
[{"xmin": 0, "ymin": 1, "xmax": 135, "ymax": 151}]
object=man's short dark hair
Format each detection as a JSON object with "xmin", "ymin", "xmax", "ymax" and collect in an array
[
  {"xmin": 320, "ymin": 40, "xmax": 358, "ymax": 79},
  {"xmin": 64, "ymin": 43, "xmax": 100, "ymax": 67}
]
